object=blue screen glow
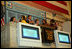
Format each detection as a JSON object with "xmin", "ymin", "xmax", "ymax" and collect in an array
[
  {"xmin": 58, "ymin": 33, "xmax": 70, "ymax": 43},
  {"xmin": 22, "ymin": 25, "xmax": 40, "ymax": 39},
  {"xmin": 23, "ymin": 28, "xmax": 38, "ymax": 38}
]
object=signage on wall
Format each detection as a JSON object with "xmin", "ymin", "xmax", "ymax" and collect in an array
[
  {"xmin": 6, "ymin": 1, "xmax": 13, "ymax": 8},
  {"xmin": 1, "ymin": 1, "xmax": 4, "ymax": 6}
]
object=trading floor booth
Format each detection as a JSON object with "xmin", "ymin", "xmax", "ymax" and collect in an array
[
  {"xmin": 1, "ymin": 22, "xmax": 71, "ymax": 48},
  {"xmin": 1, "ymin": 1, "xmax": 71, "ymax": 48}
]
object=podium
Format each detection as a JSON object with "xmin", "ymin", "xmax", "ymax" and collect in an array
[
  {"xmin": 40, "ymin": 25, "xmax": 56, "ymax": 43},
  {"xmin": 1, "ymin": 22, "xmax": 17, "ymax": 48},
  {"xmin": 1, "ymin": 22, "xmax": 56, "ymax": 48}
]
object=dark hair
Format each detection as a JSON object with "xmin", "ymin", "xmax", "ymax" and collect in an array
[
  {"xmin": 28, "ymin": 15, "xmax": 31, "ymax": 18},
  {"xmin": 10, "ymin": 17, "xmax": 15, "ymax": 22},
  {"xmin": 42, "ymin": 19, "xmax": 47, "ymax": 24},
  {"xmin": 35, "ymin": 19, "xmax": 39, "ymax": 23},
  {"xmin": 50, "ymin": 19, "xmax": 55, "ymax": 23},
  {"xmin": 21, "ymin": 15, "xmax": 26, "ymax": 20}
]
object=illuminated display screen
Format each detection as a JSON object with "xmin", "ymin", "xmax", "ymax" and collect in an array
[
  {"xmin": 58, "ymin": 32, "xmax": 70, "ymax": 44},
  {"xmin": 21, "ymin": 25, "xmax": 40, "ymax": 40}
]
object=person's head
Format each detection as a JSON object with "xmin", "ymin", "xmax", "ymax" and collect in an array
[
  {"xmin": 50, "ymin": 19, "xmax": 55, "ymax": 25},
  {"xmin": 55, "ymin": 22, "xmax": 59, "ymax": 26},
  {"xmin": 35, "ymin": 19, "xmax": 39, "ymax": 24},
  {"xmin": 28, "ymin": 15, "xmax": 32, "ymax": 20},
  {"xmin": 42, "ymin": 19, "xmax": 47, "ymax": 24},
  {"xmin": 10, "ymin": 17, "xmax": 16, "ymax": 22},
  {"xmin": 21, "ymin": 15, "xmax": 26, "ymax": 20}
]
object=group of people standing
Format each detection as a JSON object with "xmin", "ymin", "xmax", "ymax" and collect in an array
[
  {"xmin": 10, "ymin": 15, "xmax": 58, "ymax": 30},
  {"xmin": 10, "ymin": 15, "xmax": 40, "ymax": 26}
]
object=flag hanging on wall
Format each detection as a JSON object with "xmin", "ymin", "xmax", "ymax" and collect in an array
[
  {"xmin": 1, "ymin": 16, "xmax": 5, "ymax": 27},
  {"xmin": 32, "ymin": 1, "xmax": 69, "ymax": 15},
  {"xmin": 1, "ymin": 2, "xmax": 5, "ymax": 27}
]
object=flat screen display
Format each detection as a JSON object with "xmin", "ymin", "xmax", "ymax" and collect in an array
[
  {"xmin": 58, "ymin": 32, "xmax": 70, "ymax": 44},
  {"xmin": 21, "ymin": 25, "xmax": 40, "ymax": 40}
]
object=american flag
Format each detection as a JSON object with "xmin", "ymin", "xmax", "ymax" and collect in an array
[
  {"xmin": 1, "ymin": 3, "xmax": 5, "ymax": 27},
  {"xmin": 1, "ymin": 16, "xmax": 5, "ymax": 27},
  {"xmin": 32, "ymin": 1, "xmax": 68, "ymax": 15}
]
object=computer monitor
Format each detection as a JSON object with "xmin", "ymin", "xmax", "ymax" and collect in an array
[
  {"xmin": 54, "ymin": 30, "xmax": 71, "ymax": 48},
  {"xmin": 22, "ymin": 25, "xmax": 40, "ymax": 40},
  {"xmin": 17, "ymin": 22, "xmax": 42, "ymax": 47},
  {"xmin": 58, "ymin": 32, "xmax": 70, "ymax": 44}
]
